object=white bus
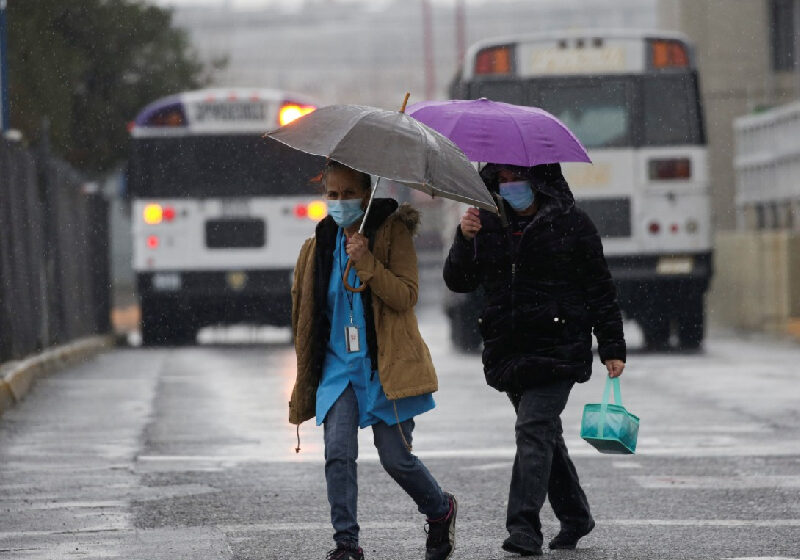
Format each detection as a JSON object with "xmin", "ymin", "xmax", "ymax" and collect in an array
[
  {"xmin": 128, "ymin": 88, "xmax": 325, "ymax": 345},
  {"xmin": 447, "ymin": 31, "xmax": 712, "ymax": 350}
]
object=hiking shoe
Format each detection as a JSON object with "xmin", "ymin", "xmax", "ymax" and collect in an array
[
  {"xmin": 501, "ymin": 536, "xmax": 542, "ymax": 557},
  {"xmin": 548, "ymin": 519, "xmax": 595, "ymax": 550},
  {"xmin": 425, "ymin": 492, "xmax": 457, "ymax": 560},
  {"xmin": 326, "ymin": 542, "xmax": 364, "ymax": 560}
]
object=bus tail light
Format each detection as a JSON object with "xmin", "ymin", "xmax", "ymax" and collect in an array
[
  {"xmin": 144, "ymin": 204, "xmax": 163, "ymax": 224},
  {"xmin": 294, "ymin": 201, "xmax": 328, "ymax": 221},
  {"xmin": 686, "ymin": 219, "xmax": 698, "ymax": 234},
  {"xmin": 670, "ymin": 223, "xmax": 680, "ymax": 234},
  {"xmin": 649, "ymin": 158, "xmax": 691, "ymax": 180},
  {"xmin": 650, "ymin": 39, "xmax": 689, "ymax": 68},
  {"xmin": 147, "ymin": 235, "xmax": 159, "ymax": 249},
  {"xmin": 474, "ymin": 45, "xmax": 513, "ymax": 75},
  {"xmin": 144, "ymin": 204, "xmax": 176, "ymax": 224},
  {"xmin": 279, "ymin": 103, "xmax": 316, "ymax": 126},
  {"xmin": 294, "ymin": 204, "xmax": 308, "ymax": 218},
  {"xmin": 648, "ymin": 221, "xmax": 661, "ymax": 235}
]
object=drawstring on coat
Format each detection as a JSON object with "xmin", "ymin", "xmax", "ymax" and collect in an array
[
  {"xmin": 393, "ymin": 401, "xmax": 413, "ymax": 452},
  {"xmin": 295, "ymin": 424, "xmax": 301, "ymax": 453}
]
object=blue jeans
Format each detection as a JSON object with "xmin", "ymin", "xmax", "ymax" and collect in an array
[
  {"xmin": 324, "ymin": 384, "xmax": 449, "ymax": 547},
  {"xmin": 506, "ymin": 379, "xmax": 593, "ymax": 548}
]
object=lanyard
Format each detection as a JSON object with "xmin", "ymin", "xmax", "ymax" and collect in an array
[{"xmin": 338, "ymin": 234, "xmax": 356, "ymax": 326}]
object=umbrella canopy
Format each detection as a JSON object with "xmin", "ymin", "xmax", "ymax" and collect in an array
[
  {"xmin": 266, "ymin": 103, "xmax": 497, "ymax": 213},
  {"xmin": 407, "ymin": 97, "xmax": 591, "ymax": 167}
]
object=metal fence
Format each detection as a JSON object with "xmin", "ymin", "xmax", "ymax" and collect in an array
[{"xmin": 0, "ymin": 138, "xmax": 110, "ymax": 363}]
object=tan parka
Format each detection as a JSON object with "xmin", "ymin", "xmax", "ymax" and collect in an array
[{"xmin": 289, "ymin": 203, "xmax": 437, "ymax": 425}]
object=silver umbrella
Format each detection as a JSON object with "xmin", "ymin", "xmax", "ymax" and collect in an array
[{"xmin": 266, "ymin": 95, "xmax": 497, "ymax": 291}]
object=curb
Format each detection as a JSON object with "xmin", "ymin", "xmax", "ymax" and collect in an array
[{"xmin": 0, "ymin": 335, "xmax": 117, "ymax": 418}]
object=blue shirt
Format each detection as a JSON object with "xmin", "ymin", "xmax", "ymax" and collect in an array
[{"xmin": 315, "ymin": 228, "xmax": 435, "ymax": 428}]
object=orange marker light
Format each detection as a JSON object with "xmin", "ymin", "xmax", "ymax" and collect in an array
[
  {"xmin": 279, "ymin": 104, "xmax": 316, "ymax": 126},
  {"xmin": 143, "ymin": 204, "xmax": 163, "ymax": 225},
  {"xmin": 651, "ymin": 40, "xmax": 689, "ymax": 68},
  {"xmin": 307, "ymin": 200, "xmax": 328, "ymax": 221},
  {"xmin": 474, "ymin": 45, "xmax": 512, "ymax": 75}
]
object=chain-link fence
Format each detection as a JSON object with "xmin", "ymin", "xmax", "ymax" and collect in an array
[{"xmin": 0, "ymin": 138, "xmax": 110, "ymax": 363}]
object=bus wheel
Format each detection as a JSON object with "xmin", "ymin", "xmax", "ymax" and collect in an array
[
  {"xmin": 449, "ymin": 304, "xmax": 482, "ymax": 353},
  {"xmin": 678, "ymin": 297, "xmax": 705, "ymax": 350},
  {"xmin": 641, "ymin": 315, "xmax": 670, "ymax": 351}
]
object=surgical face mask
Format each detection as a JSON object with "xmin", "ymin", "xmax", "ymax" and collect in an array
[
  {"xmin": 327, "ymin": 198, "xmax": 365, "ymax": 228},
  {"xmin": 499, "ymin": 180, "xmax": 535, "ymax": 211}
]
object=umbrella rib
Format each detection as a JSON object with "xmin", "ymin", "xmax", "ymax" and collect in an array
[{"xmin": 495, "ymin": 101, "xmax": 534, "ymax": 167}]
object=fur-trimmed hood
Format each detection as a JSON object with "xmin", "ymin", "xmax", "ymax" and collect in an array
[{"xmin": 394, "ymin": 202, "xmax": 421, "ymax": 236}]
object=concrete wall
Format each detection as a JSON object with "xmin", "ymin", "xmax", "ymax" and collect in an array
[
  {"xmin": 709, "ymin": 231, "xmax": 800, "ymax": 332},
  {"xmin": 658, "ymin": 0, "xmax": 798, "ymax": 231}
]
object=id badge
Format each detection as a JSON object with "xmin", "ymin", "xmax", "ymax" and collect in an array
[{"xmin": 345, "ymin": 326, "xmax": 360, "ymax": 353}]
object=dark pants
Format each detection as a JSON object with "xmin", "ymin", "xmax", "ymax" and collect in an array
[
  {"xmin": 323, "ymin": 384, "xmax": 449, "ymax": 547},
  {"xmin": 506, "ymin": 379, "xmax": 593, "ymax": 548}
]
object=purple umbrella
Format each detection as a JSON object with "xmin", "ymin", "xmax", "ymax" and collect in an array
[{"xmin": 407, "ymin": 97, "xmax": 591, "ymax": 167}]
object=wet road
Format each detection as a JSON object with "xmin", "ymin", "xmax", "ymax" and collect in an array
[{"xmin": 1, "ymin": 306, "xmax": 800, "ymax": 559}]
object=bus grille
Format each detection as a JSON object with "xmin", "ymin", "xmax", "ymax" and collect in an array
[
  {"xmin": 576, "ymin": 198, "xmax": 631, "ymax": 238},
  {"xmin": 205, "ymin": 218, "xmax": 265, "ymax": 248}
]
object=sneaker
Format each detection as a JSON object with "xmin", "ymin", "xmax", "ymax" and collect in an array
[
  {"xmin": 501, "ymin": 536, "xmax": 542, "ymax": 557},
  {"xmin": 326, "ymin": 542, "xmax": 364, "ymax": 560},
  {"xmin": 425, "ymin": 492, "xmax": 457, "ymax": 560},
  {"xmin": 548, "ymin": 519, "xmax": 595, "ymax": 550}
]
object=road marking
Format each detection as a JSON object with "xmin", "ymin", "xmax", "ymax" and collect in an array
[
  {"xmin": 215, "ymin": 518, "xmax": 800, "ymax": 532},
  {"xmin": 633, "ymin": 475, "xmax": 800, "ymax": 489},
  {"xmin": 612, "ymin": 460, "xmax": 641, "ymax": 469}
]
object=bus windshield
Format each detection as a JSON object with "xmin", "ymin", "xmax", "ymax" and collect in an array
[
  {"xmin": 466, "ymin": 73, "xmax": 704, "ymax": 148},
  {"xmin": 128, "ymin": 134, "xmax": 325, "ymax": 198}
]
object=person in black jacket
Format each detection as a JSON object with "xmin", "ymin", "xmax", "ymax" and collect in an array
[{"xmin": 443, "ymin": 162, "xmax": 626, "ymax": 556}]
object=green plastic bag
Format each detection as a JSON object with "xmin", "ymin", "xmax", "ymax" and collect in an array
[{"xmin": 580, "ymin": 376, "xmax": 639, "ymax": 454}]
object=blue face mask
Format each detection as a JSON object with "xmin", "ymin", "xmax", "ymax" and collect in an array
[
  {"xmin": 328, "ymin": 198, "xmax": 365, "ymax": 228},
  {"xmin": 499, "ymin": 180, "xmax": 535, "ymax": 211}
]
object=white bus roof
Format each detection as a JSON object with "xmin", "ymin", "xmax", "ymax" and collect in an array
[
  {"xmin": 461, "ymin": 29, "xmax": 693, "ymax": 80},
  {"xmin": 131, "ymin": 88, "xmax": 318, "ymax": 137}
]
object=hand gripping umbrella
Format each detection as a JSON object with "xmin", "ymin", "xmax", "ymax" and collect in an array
[{"xmin": 267, "ymin": 94, "xmax": 497, "ymax": 292}]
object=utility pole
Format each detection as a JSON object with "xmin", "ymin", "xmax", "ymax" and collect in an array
[
  {"xmin": 455, "ymin": 0, "xmax": 466, "ymax": 67},
  {"xmin": 421, "ymin": 0, "xmax": 435, "ymax": 100},
  {"xmin": 0, "ymin": 0, "xmax": 9, "ymax": 132}
]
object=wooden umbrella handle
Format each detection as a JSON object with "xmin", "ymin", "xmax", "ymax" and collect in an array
[
  {"xmin": 343, "ymin": 259, "xmax": 367, "ymax": 293},
  {"xmin": 400, "ymin": 92, "xmax": 411, "ymax": 113}
]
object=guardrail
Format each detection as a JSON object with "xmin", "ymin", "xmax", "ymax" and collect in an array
[
  {"xmin": 734, "ymin": 100, "xmax": 800, "ymax": 231},
  {"xmin": 0, "ymin": 138, "xmax": 110, "ymax": 363}
]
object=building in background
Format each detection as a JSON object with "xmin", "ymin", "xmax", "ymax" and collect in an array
[
  {"xmin": 659, "ymin": 0, "xmax": 800, "ymax": 336},
  {"xmin": 658, "ymin": 0, "xmax": 799, "ymax": 231}
]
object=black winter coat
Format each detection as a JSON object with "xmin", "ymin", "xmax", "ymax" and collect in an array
[{"xmin": 443, "ymin": 181, "xmax": 626, "ymax": 392}]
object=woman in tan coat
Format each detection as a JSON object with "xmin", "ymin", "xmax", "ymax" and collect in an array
[{"xmin": 290, "ymin": 161, "xmax": 456, "ymax": 560}]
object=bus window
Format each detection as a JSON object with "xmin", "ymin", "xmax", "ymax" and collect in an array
[
  {"xmin": 471, "ymin": 81, "xmax": 525, "ymax": 104},
  {"xmin": 128, "ymin": 135, "xmax": 324, "ymax": 198},
  {"xmin": 642, "ymin": 75, "xmax": 703, "ymax": 146},
  {"xmin": 534, "ymin": 80, "xmax": 631, "ymax": 148}
]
